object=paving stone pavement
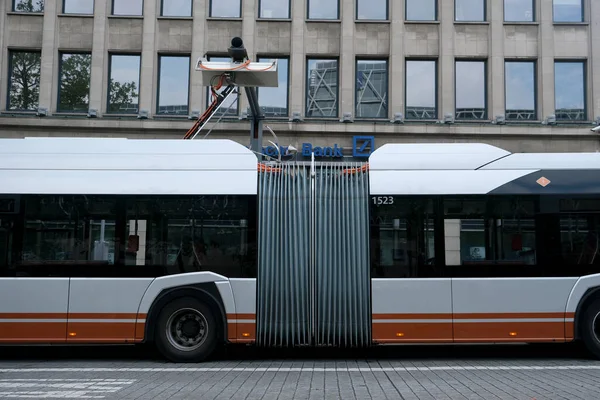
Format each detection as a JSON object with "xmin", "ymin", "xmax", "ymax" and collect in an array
[{"xmin": 1, "ymin": 344, "xmax": 600, "ymax": 399}]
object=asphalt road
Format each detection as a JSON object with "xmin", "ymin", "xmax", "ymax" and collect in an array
[{"xmin": 1, "ymin": 343, "xmax": 599, "ymax": 399}]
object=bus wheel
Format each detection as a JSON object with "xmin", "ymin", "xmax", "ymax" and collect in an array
[
  {"xmin": 581, "ymin": 298, "xmax": 600, "ymax": 360},
  {"xmin": 154, "ymin": 297, "xmax": 218, "ymax": 363}
]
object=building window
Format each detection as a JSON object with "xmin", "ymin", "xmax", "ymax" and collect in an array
[
  {"xmin": 306, "ymin": 58, "xmax": 338, "ymax": 118},
  {"xmin": 13, "ymin": 0, "xmax": 44, "ymax": 12},
  {"xmin": 259, "ymin": 0, "xmax": 289, "ymax": 18},
  {"xmin": 157, "ymin": 55, "xmax": 190, "ymax": 116},
  {"xmin": 308, "ymin": 0, "xmax": 338, "ymax": 19},
  {"xmin": 505, "ymin": 60, "xmax": 536, "ymax": 121},
  {"xmin": 405, "ymin": 60, "xmax": 437, "ymax": 120},
  {"xmin": 357, "ymin": 0, "xmax": 387, "ymax": 20},
  {"xmin": 406, "ymin": 0, "xmax": 436, "ymax": 21},
  {"xmin": 355, "ymin": 59, "xmax": 388, "ymax": 119},
  {"xmin": 162, "ymin": 0, "xmax": 192, "ymax": 17},
  {"xmin": 58, "ymin": 53, "xmax": 91, "ymax": 113},
  {"xmin": 107, "ymin": 54, "xmax": 140, "ymax": 114},
  {"xmin": 555, "ymin": 61, "xmax": 586, "ymax": 121},
  {"xmin": 257, "ymin": 57, "xmax": 289, "ymax": 118},
  {"xmin": 553, "ymin": 0, "xmax": 583, "ymax": 22},
  {"xmin": 455, "ymin": 60, "xmax": 486, "ymax": 120},
  {"xmin": 205, "ymin": 56, "xmax": 239, "ymax": 117},
  {"xmin": 7, "ymin": 50, "xmax": 41, "ymax": 111},
  {"xmin": 113, "ymin": 0, "xmax": 143, "ymax": 16},
  {"xmin": 64, "ymin": 0, "xmax": 94, "ymax": 14},
  {"xmin": 209, "ymin": 0, "xmax": 241, "ymax": 18},
  {"xmin": 455, "ymin": 0, "xmax": 485, "ymax": 21},
  {"xmin": 504, "ymin": 0, "xmax": 534, "ymax": 22}
]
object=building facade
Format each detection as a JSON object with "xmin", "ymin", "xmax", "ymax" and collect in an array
[{"xmin": 0, "ymin": 0, "xmax": 599, "ymax": 157}]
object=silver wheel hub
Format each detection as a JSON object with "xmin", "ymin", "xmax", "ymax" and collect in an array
[
  {"xmin": 166, "ymin": 308, "xmax": 208, "ymax": 352},
  {"xmin": 593, "ymin": 312, "xmax": 600, "ymax": 343}
]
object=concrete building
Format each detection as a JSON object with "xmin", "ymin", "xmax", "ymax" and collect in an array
[{"xmin": 0, "ymin": 0, "xmax": 599, "ymax": 158}]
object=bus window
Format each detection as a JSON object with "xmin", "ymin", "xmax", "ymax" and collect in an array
[
  {"xmin": 443, "ymin": 196, "xmax": 537, "ymax": 269},
  {"xmin": 370, "ymin": 197, "xmax": 437, "ymax": 278}
]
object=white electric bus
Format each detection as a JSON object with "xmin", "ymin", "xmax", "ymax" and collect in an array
[{"xmin": 1, "ymin": 137, "xmax": 599, "ymax": 363}]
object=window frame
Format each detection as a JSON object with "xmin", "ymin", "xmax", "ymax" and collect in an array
[
  {"xmin": 106, "ymin": 52, "xmax": 142, "ymax": 115},
  {"xmin": 454, "ymin": 0, "xmax": 486, "ymax": 22},
  {"xmin": 552, "ymin": 0, "xmax": 584, "ymax": 23},
  {"xmin": 404, "ymin": 58, "xmax": 438, "ymax": 121},
  {"xmin": 454, "ymin": 58, "xmax": 488, "ymax": 121},
  {"xmin": 356, "ymin": 0, "xmax": 388, "ymax": 21},
  {"xmin": 156, "ymin": 53, "xmax": 191, "ymax": 116},
  {"xmin": 258, "ymin": 0, "xmax": 291, "ymax": 19},
  {"xmin": 305, "ymin": 57, "xmax": 340, "ymax": 119},
  {"xmin": 504, "ymin": 59, "xmax": 538, "ymax": 121},
  {"xmin": 256, "ymin": 55, "xmax": 290, "ymax": 118},
  {"xmin": 503, "ymin": 0, "xmax": 535, "ymax": 22},
  {"xmin": 554, "ymin": 59, "xmax": 587, "ymax": 122},
  {"xmin": 57, "ymin": 51, "xmax": 92, "ymax": 113},
  {"xmin": 111, "ymin": 0, "xmax": 143, "ymax": 16},
  {"xmin": 62, "ymin": 0, "xmax": 94, "ymax": 14},
  {"xmin": 161, "ymin": 0, "xmax": 193, "ymax": 17},
  {"xmin": 307, "ymin": 0, "xmax": 340, "ymax": 20},
  {"xmin": 6, "ymin": 49, "xmax": 42, "ymax": 112},
  {"xmin": 208, "ymin": 0, "xmax": 241, "ymax": 18},
  {"xmin": 354, "ymin": 57, "xmax": 389, "ymax": 120},
  {"xmin": 405, "ymin": 0, "xmax": 437, "ymax": 22}
]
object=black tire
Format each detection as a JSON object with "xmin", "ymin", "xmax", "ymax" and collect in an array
[
  {"xmin": 154, "ymin": 296, "xmax": 219, "ymax": 363},
  {"xmin": 580, "ymin": 298, "xmax": 600, "ymax": 360}
]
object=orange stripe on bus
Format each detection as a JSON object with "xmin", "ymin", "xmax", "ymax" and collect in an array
[
  {"xmin": 69, "ymin": 313, "xmax": 146, "ymax": 319},
  {"xmin": 0, "ymin": 322, "xmax": 66, "ymax": 342},
  {"xmin": 372, "ymin": 313, "xmax": 450, "ymax": 320},
  {"xmin": 227, "ymin": 313, "xmax": 256, "ymax": 320},
  {"xmin": 454, "ymin": 322, "xmax": 566, "ymax": 341},
  {"xmin": 135, "ymin": 322, "xmax": 146, "ymax": 341},
  {"xmin": 66, "ymin": 322, "xmax": 137, "ymax": 342},
  {"xmin": 453, "ymin": 312, "xmax": 571, "ymax": 320},
  {"xmin": 373, "ymin": 322, "xmax": 453, "ymax": 342},
  {"xmin": 0, "ymin": 313, "xmax": 147, "ymax": 320},
  {"xmin": 0, "ymin": 313, "xmax": 67, "ymax": 319},
  {"xmin": 565, "ymin": 321, "xmax": 575, "ymax": 340},
  {"xmin": 227, "ymin": 323, "xmax": 238, "ymax": 341},
  {"xmin": 235, "ymin": 322, "xmax": 256, "ymax": 340},
  {"xmin": 373, "ymin": 312, "xmax": 574, "ymax": 320}
]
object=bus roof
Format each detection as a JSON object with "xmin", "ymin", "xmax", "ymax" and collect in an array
[
  {"xmin": 0, "ymin": 137, "xmax": 258, "ymax": 196},
  {"xmin": 369, "ymin": 143, "xmax": 600, "ymax": 170},
  {"xmin": 368, "ymin": 143, "xmax": 600, "ymax": 196}
]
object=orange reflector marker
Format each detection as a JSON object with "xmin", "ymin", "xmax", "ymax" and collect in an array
[
  {"xmin": 396, "ymin": 333, "xmax": 404, "ymax": 337},
  {"xmin": 68, "ymin": 332, "xmax": 77, "ymax": 337},
  {"xmin": 509, "ymin": 332, "xmax": 517, "ymax": 336},
  {"xmin": 242, "ymin": 333, "xmax": 250, "ymax": 337}
]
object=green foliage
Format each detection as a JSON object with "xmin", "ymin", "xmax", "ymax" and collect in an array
[
  {"xmin": 108, "ymin": 79, "xmax": 139, "ymax": 113},
  {"xmin": 59, "ymin": 54, "xmax": 91, "ymax": 112},
  {"xmin": 15, "ymin": 0, "xmax": 44, "ymax": 12}
]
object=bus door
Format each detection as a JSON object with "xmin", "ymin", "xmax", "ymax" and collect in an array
[{"xmin": 0, "ymin": 199, "xmax": 69, "ymax": 343}]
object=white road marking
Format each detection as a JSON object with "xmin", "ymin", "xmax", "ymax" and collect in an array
[
  {"xmin": 0, "ymin": 366, "xmax": 599, "ymax": 373},
  {"xmin": 0, "ymin": 379, "xmax": 134, "ymax": 399}
]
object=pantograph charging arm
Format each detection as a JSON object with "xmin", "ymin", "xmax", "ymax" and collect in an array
[{"xmin": 183, "ymin": 81, "xmax": 237, "ymax": 140}]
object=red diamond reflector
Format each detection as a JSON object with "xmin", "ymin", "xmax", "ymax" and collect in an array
[{"xmin": 536, "ymin": 177, "xmax": 551, "ymax": 187}]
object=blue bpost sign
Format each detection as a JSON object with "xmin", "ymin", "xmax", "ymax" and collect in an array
[{"xmin": 261, "ymin": 135, "xmax": 375, "ymax": 159}]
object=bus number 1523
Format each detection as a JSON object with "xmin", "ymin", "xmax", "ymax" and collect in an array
[{"xmin": 372, "ymin": 196, "xmax": 394, "ymax": 205}]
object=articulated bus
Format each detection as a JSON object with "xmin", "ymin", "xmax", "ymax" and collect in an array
[{"xmin": 1, "ymin": 137, "xmax": 600, "ymax": 362}]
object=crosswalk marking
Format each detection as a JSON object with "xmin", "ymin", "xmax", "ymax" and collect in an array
[{"xmin": 0, "ymin": 379, "xmax": 134, "ymax": 399}]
